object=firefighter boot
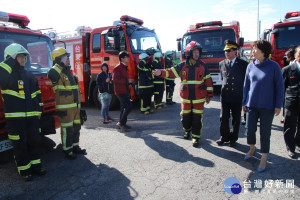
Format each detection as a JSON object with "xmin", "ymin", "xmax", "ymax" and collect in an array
[
  {"xmin": 65, "ymin": 151, "xmax": 77, "ymax": 160},
  {"xmin": 73, "ymin": 146, "xmax": 87, "ymax": 155},
  {"xmin": 184, "ymin": 131, "xmax": 190, "ymax": 140},
  {"xmin": 144, "ymin": 111, "xmax": 150, "ymax": 115},
  {"xmin": 192, "ymin": 138, "xmax": 199, "ymax": 147}
]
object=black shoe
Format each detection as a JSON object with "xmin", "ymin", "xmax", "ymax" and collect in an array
[
  {"xmin": 73, "ymin": 147, "xmax": 87, "ymax": 155},
  {"xmin": 22, "ymin": 174, "xmax": 33, "ymax": 182},
  {"xmin": 216, "ymin": 140, "xmax": 229, "ymax": 146},
  {"xmin": 183, "ymin": 131, "xmax": 190, "ymax": 140},
  {"xmin": 216, "ymin": 140, "xmax": 225, "ymax": 146},
  {"xmin": 65, "ymin": 152, "xmax": 77, "ymax": 160},
  {"xmin": 229, "ymin": 141, "xmax": 236, "ymax": 147},
  {"xmin": 192, "ymin": 138, "xmax": 199, "ymax": 147},
  {"xmin": 33, "ymin": 168, "xmax": 47, "ymax": 176},
  {"xmin": 288, "ymin": 151, "xmax": 297, "ymax": 159}
]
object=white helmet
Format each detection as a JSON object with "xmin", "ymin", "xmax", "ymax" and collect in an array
[
  {"xmin": 139, "ymin": 53, "xmax": 149, "ymax": 60},
  {"xmin": 4, "ymin": 43, "xmax": 29, "ymax": 59},
  {"xmin": 165, "ymin": 51, "xmax": 173, "ymax": 56},
  {"xmin": 153, "ymin": 52, "xmax": 163, "ymax": 59}
]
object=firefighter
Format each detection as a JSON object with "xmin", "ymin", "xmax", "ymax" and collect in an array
[
  {"xmin": 153, "ymin": 41, "xmax": 213, "ymax": 147},
  {"xmin": 47, "ymin": 47, "xmax": 86, "ymax": 160},
  {"xmin": 151, "ymin": 52, "xmax": 166, "ymax": 109},
  {"xmin": 0, "ymin": 43, "xmax": 46, "ymax": 181},
  {"xmin": 165, "ymin": 51, "xmax": 176, "ymax": 105},
  {"xmin": 137, "ymin": 53, "xmax": 154, "ymax": 115}
]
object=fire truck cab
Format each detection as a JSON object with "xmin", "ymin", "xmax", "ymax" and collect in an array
[
  {"xmin": 262, "ymin": 11, "xmax": 300, "ymax": 68},
  {"xmin": 0, "ymin": 11, "xmax": 58, "ymax": 163},
  {"xmin": 52, "ymin": 15, "xmax": 162, "ymax": 109},
  {"xmin": 177, "ymin": 21, "xmax": 244, "ymax": 86}
]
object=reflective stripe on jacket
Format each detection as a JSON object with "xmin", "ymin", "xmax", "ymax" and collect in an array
[
  {"xmin": 0, "ymin": 58, "xmax": 42, "ymax": 119},
  {"xmin": 160, "ymin": 60, "xmax": 213, "ymax": 100},
  {"xmin": 137, "ymin": 60, "xmax": 153, "ymax": 89},
  {"xmin": 47, "ymin": 64, "xmax": 82, "ymax": 110}
]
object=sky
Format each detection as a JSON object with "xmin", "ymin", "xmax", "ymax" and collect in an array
[{"xmin": 2, "ymin": 0, "xmax": 300, "ymax": 52}]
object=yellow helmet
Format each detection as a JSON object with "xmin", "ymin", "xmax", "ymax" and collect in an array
[
  {"xmin": 4, "ymin": 43, "xmax": 29, "ymax": 59},
  {"xmin": 51, "ymin": 47, "xmax": 70, "ymax": 61}
]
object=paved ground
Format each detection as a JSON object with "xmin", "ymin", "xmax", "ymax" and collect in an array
[{"xmin": 0, "ymin": 80, "xmax": 299, "ymax": 200}]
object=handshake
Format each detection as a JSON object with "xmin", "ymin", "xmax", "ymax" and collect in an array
[{"xmin": 152, "ymin": 69, "xmax": 162, "ymax": 76}]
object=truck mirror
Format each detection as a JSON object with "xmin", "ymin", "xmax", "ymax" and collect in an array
[
  {"xmin": 177, "ymin": 41, "xmax": 182, "ymax": 52},
  {"xmin": 114, "ymin": 35, "xmax": 120, "ymax": 51},
  {"xmin": 271, "ymin": 28, "xmax": 279, "ymax": 35},
  {"xmin": 239, "ymin": 37, "xmax": 244, "ymax": 47}
]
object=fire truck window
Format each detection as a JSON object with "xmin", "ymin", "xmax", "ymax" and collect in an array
[
  {"xmin": 105, "ymin": 34, "xmax": 115, "ymax": 50},
  {"xmin": 92, "ymin": 34, "xmax": 101, "ymax": 53}
]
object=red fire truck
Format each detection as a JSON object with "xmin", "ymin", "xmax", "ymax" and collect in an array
[
  {"xmin": 52, "ymin": 15, "xmax": 163, "ymax": 109},
  {"xmin": 0, "ymin": 11, "xmax": 58, "ymax": 163},
  {"xmin": 262, "ymin": 11, "xmax": 300, "ymax": 68},
  {"xmin": 177, "ymin": 21, "xmax": 244, "ymax": 86}
]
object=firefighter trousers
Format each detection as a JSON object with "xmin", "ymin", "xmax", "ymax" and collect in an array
[
  {"xmin": 181, "ymin": 100, "xmax": 204, "ymax": 139},
  {"xmin": 153, "ymin": 83, "xmax": 164, "ymax": 108},
  {"xmin": 57, "ymin": 106, "xmax": 81, "ymax": 154},
  {"xmin": 166, "ymin": 80, "xmax": 175, "ymax": 103},
  {"xmin": 7, "ymin": 117, "xmax": 42, "ymax": 176},
  {"xmin": 139, "ymin": 88, "xmax": 153, "ymax": 112}
]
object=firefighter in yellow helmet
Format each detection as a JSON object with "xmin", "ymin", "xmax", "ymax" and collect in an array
[
  {"xmin": 47, "ymin": 47, "xmax": 86, "ymax": 159},
  {"xmin": 0, "ymin": 43, "xmax": 46, "ymax": 181}
]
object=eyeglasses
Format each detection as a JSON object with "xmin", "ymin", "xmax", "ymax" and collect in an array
[{"xmin": 224, "ymin": 49, "xmax": 233, "ymax": 52}]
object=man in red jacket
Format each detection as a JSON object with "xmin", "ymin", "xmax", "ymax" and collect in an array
[
  {"xmin": 153, "ymin": 41, "xmax": 213, "ymax": 147},
  {"xmin": 112, "ymin": 51, "xmax": 133, "ymax": 132}
]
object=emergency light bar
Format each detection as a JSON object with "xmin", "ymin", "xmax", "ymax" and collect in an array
[
  {"xmin": 120, "ymin": 15, "xmax": 144, "ymax": 26},
  {"xmin": 0, "ymin": 11, "xmax": 30, "ymax": 28},
  {"xmin": 195, "ymin": 21, "xmax": 222, "ymax": 28},
  {"xmin": 285, "ymin": 11, "xmax": 300, "ymax": 19}
]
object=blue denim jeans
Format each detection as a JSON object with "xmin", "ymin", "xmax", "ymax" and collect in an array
[
  {"xmin": 245, "ymin": 107, "xmax": 275, "ymax": 153},
  {"xmin": 100, "ymin": 93, "xmax": 112, "ymax": 119}
]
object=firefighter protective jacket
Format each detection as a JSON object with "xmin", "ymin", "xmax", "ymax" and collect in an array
[
  {"xmin": 137, "ymin": 60, "xmax": 153, "ymax": 89},
  {"xmin": 165, "ymin": 57, "xmax": 175, "ymax": 81},
  {"xmin": 0, "ymin": 57, "xmax": 42, "ymax": 119},
  {"xmin": 47, "ymin": 63, "xmax": 82, "ymax": 110},
  {"xmin": 282, "ymin": 62, "xmax": 300, "ymax": 110},
  {"xmin": 151, "ymin": 59, "xmax": 165, "ymax": 85},
  {"xmin": 159, "ymin": 59, "xmax": 213, "ymax": 100}
]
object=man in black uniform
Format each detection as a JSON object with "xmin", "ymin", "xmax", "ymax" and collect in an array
[
  {"xmin": 164, "ymin": 51, "xmax": 176, "ymax": 105},
  {"xmin": 282, "ymin": 46, "xmax": 300, "ymax": 159},
  {"xmin": 217, "ymin": 40, "xmax": 248, "ymax": 147}
]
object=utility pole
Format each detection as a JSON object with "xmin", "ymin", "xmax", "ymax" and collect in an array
[{"xmin": 257, "ymin": 0, "xmax": 260, "ymax": 39}]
